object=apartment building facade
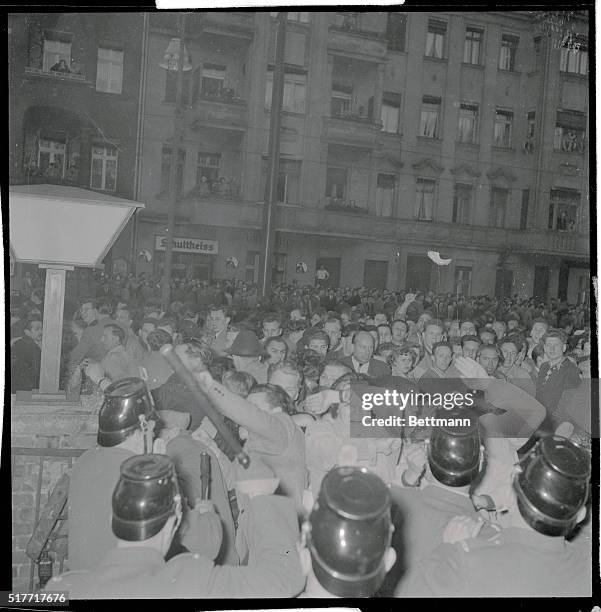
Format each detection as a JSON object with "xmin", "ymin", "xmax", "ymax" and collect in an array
[
  {"xmin": 8, "ymin": 12, "xmax": 146, "ymax": 284},
  {"xmin": 11, "ymin": 11, "xmax": 588, "ymax": 302}
]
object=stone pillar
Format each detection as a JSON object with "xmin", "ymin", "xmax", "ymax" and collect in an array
[{"xmin": 38, "ymin": 265, "xmax": 73, "ymax": 395}]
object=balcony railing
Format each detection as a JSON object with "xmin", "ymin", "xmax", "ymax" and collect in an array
[
  {"xmin": 198, "ymin": 86, "xmax": 245, "ymax": 105},
  {"xmin": 187, "ymin": 177, "xmax": 241, "ymax": 199},
  {"xmin": 330, "ymin": 13, "xmax": 386, "ymax": 39},
  {"xmin": 24, "ymin": 65, "xmax": 89, "ymax": 83},
  {"xmin": 324, "ymin": 197, "xmax": 367, "ymax": 213},
  {"xmin": 554, "ymin": 132, "xmax": 586, "ymax": 153},
  {"xmin": 331, "ymin": 102, "xmax": 374, "ymax": 123}
]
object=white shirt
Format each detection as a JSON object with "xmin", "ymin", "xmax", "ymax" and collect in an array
[{"xmin": 351, "ymin": 356, "xmax": 369, "ymax": 374}]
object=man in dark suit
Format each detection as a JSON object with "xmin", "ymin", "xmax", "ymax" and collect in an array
[
  {"xmin": 11, "ymin": 316, "xmax": 42, "ymax": 391},
  {"xmin": 340, "ymin": 331, "xmax": 391, "ymax": 378}
]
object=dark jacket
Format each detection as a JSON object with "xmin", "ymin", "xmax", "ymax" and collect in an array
[
  {"xmin": 11, "ymin": 335, "xmax": 41, "ymax": 391},
  {"xmin": 339, "ymin": 355, "xmax": 391, "ymax": 378}
]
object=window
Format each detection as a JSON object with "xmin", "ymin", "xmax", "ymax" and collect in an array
[
  {"xmin": 533, "ymin": 36, "xmax": 542, "ymax": 71},
  {"xmin": 560, "ymin": 40, "xmax": 588, "ymax": 75},
  {"xmin": 164, "ymin": 69, "xmax": 192, "ymax": 104},
  {"xmin": 325, "ymin": 167, "xmax": 347, "ymax": 201},
  {"xmin": 265, "ymin": 71, "xmax": 307, "ymax": 113},
  {"xmin": 271, "ymin": 11, "xmax": 309, "ymax": 23},
  {"xmin": 525, "ymin": 111, "xmax": 536, "ymax": 153},
  {"xmin": 453, "ymin": 184, "xmax": 472, "ymax": 224},
  {"xmin": 548, "ymin": 189, "xmax": 579, "ymax": 232},
  {"xmin": 161, "ymin": 146, "xmax": 186, "ymax": 196},
  {"xmin": 196, "ymin": 152, "xmax": 221, "ymax": 190},
  {"xmin": 426, "ymin": 19, "xmax": 446, "ymax": 59},
  {"xmin": 499, "ymin": 34, "xmax": 519, "ymax": 71},
  {"xmin": 520, "ymin": 189, "xmax": 530, "ymax": 230},
  {"xmin": 381, "ymin": 92, "xmax": 401, "ymax": 133},
  {"xmin": 331, "ymin": 84, "xmax": 352, "ymax": 118},
  {"xmin": 201, "ymin": 63, "xmax": 225, "ymax": 98},
  {"xmin": 386, "ymin": 13, "xmax": 407, "ymax": 52},
  {"xmin": 96, "ymin": 47, "xmax": 123, "ymax": 94},
  {"xmin": 454, "ymin": 267, "xmax": 472, "ymax": 296},
  {"xmin": 277, "ymin": 160, "xmax": 301, "ymax": 204},
  {"xmin": 43, "ymin": 37, "xmax": 71, "ymax": 73},
  {"xmin": 419, "ymin": 96, "xmax": 441, "ymax": 138},
  {"xmin": 38, "ymin": 137, "xmax": 66, "ymax": 177},
  {"xmin": 246, "ymin": 250, "xmax": 260, "ymax": 284},
  {"xmin": 458, "ymin": 103, "xmax": 478, "ymax": 144},
  {"xmin": 464, "ymin": 27, "xmax": 483, "ymax": 65},
  {"xmin": 90, "ymin": 144, "xmax": 118, "ymax": 191},
  {"xmin": 489, "ymin": 187, "xmax": 508, "ymax": 228},
  {"xmin": 376, "ymin": 174, "xmax": 396, "ymax": 217},
  {"xmin": 415, "ymin": 178, "xmax": 435, "ymax": 221},
  {"xmin": 554, "ymin": 110, "xmax": 586, "ymax": 153},
  {"xmin": 494, "ymin": 109, "xmax": 513, "ymax": 148}
]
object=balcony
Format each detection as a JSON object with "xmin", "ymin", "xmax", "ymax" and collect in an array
[
  {"xmin": 324, "ymin": 197, "xmax": 368, "ymax": 214},
  {"xmin": 187, "ymin": 95, "xmax": 247, "ymax": 132},
  {"xmin": 328, "ymin": 14, "xmax": 387, "ymax": 61},
  {"xmin": 24, "ymin": 65, "xmax": 91, "ymax": 85},
  {"xmin": 186, "ymin": 177, "xmax": 241, "ymax": 201},
  {"xmin": 323, "ymin": 114, "xmax": 382, "ymax": 149},
  {"xmin": 200, "ymin": 12, "xmax": 254, "ymax": 39}
]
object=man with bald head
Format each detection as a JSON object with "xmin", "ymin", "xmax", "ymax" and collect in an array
[{"xmin": 340, "ymin": 331, "xmax": 391, "ymax": 378}]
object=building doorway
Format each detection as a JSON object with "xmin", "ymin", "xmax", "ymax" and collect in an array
[
  {"xmin": 364, "ymin": 260, "xmax": 388, "ymax": 289},
  {"xmin": 315, "ymin": 257, "xmax": 341, "ymax": 287},
  {"xmin": 533, "ymin": 266, "xmax": 550, "ymax": 301},
  {"xmin": 405, "ymin": 255, "xmax": 432, "ymax": 292}
]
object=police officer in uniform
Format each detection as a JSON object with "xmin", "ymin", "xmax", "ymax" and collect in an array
[
  {"xmin": 395, "ymin": 435, "xmax": 591, "ymax": 597},
  {"xmin": 47, "ymin": 454, "xmax": 305, "ymax": 598},
  {"xmin": 298, "ymin": 466, "xmax": 397, "ymax": 597},
  {"xmin": 380, "ymin": 409, "xmax": 484, "ymax": 595},
  {"xmin": 68, "ymin": 378, "xmax": 160, "ymax": 570}
]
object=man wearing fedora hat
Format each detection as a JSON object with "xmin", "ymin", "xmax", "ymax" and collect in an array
[{"xmin": 229, "ymin": 330, "xmax": 268, "ymax": 384}]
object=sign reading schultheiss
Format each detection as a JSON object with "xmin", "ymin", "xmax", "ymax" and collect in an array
[{"xmin": 155, "ymin": 235, "xmax": 219, "ymax": 255}]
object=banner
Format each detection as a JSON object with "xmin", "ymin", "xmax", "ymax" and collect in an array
[{"xmin": 154, "ymin": 235, "xmax": 219, "ymax": 255}]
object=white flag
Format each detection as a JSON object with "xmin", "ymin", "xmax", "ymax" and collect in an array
[{"xmin": 427, "ymin": 251, "xmax": 452, "ymax": 266}]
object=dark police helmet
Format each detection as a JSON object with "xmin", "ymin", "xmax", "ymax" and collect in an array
[
  {"xmin": 97, "ymin": 377, "xmax": 157, "ymax": 447},
  {"xmin": 112, "ymin": 454, "xmax": 181, "ymax": 541},
  {"xmin": 514, "ymin": 435, "xmax": 591, "ymax": 537},
  {"xmin": 428, "ymin": 408, "xmax": 481, "ymax": 487},
  {"xmin": 306, "ymin": 466, "xmax": 392, "ymax": 597}
]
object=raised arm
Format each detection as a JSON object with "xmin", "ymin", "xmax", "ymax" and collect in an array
[{"xmin": 195, "ymin": 371, "xmax": 286, "ymax": 449}]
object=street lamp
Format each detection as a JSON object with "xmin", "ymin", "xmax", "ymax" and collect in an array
[{"xmin": 159, "ymin": 13, "xmax": 192, "ymax": 310}]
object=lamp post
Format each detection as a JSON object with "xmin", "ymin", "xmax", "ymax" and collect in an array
[
  {"xmin": 260, "ymin": 11, "xmax": 287, "ymax": 299},
  {"xmin": 159, "ymin": 12, "xmax": 192, "ymax": 310}
]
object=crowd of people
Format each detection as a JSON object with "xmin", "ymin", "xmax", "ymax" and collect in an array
[{"xmin": 10, "ymin": 270, "xmax": 593, "ymax": 598}]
